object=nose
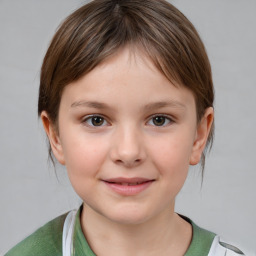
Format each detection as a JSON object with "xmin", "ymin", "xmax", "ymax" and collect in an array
[{"xmin": 110, "ymin": 125, "xmax": 146, "ymax": 168}]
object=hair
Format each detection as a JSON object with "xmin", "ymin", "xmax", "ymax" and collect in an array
[{"xmin": 38, "ymin": 0, "xmax": 214, "ymax": 174}]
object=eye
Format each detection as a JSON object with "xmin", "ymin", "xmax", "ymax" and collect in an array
[
  {"xmin": 83, "ymin": 115, "xmax": 108, "ymax": 127},
  {"xmin": 147, "ymin": 115, "xmax": 172, "ymax": 127}
]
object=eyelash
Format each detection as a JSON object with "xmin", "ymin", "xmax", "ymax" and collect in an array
[
  {"xmin": 147, "ymin": 114, "xmax": 174, "ymax": 127},
  {"xmin": 82, "ymin": 115, "xmax": 109, "ymax": 127},
  {"xmin": 82, "ymin": 114, "xmax": 174, "ymax": 128}
]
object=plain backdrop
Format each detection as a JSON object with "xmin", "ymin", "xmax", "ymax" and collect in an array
[{"xmin": 0, "ymin": 0, "xmax": 255, "ymax": 255}]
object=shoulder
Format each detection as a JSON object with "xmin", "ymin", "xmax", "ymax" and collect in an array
[
  {"xmin": 183, "ymin": 216, "xmax": 216, "ymax": 256},
  {"xmin": 181, "ymin": 215, "xmax": 245, "ymax": 256},
  {"xmin": 5, "ymin": 212, "xmax": 68, "ymax": 256},
  {"xmin": 208, "ymin": 235, "xmax": 245, "ymax": 256}
]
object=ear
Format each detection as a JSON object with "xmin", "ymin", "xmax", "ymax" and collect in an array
[
  {"xmin": 189, "ymin": 107, "xmax": 214, "ymax": 165},
  {"xmin": 41, "ymin": 111, "xmax": 65, "ymax": 165}
]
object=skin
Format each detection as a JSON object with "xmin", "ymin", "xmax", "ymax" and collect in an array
[{"xmin": 42, "ymin": 47, "xmax": 213, "ymax": 255}]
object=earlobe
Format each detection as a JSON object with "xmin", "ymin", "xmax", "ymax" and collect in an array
[
  {"xmin": 189, "ymin": 107, "xmax": 214, "ymax": 165},
  {"xmin": 40, "ymin": 111, "xmax": 66, "ymax": 165}
]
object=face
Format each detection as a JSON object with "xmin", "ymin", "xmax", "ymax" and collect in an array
[{"xmin": 42, "ymin": 48, "xmax": 213, "ymax": 225}]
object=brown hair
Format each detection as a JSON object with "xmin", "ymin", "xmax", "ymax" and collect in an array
[{"xmin": 38, "ymin": 0, "xmax": 214, "ymax": 173}]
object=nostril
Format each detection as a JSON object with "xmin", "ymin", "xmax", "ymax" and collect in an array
[{"xmin": 114, "ymin": 158, "xmax": 142, "ymax": 167}]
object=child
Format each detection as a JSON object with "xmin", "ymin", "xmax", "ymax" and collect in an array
[{"xmin": 5, "ymin": 0, "xmax": 245, "ymax": 255}]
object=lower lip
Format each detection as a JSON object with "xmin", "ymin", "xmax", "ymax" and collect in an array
[{"xmin": 103, "ymin": 181, "xmax": 154, "ymax": 196}]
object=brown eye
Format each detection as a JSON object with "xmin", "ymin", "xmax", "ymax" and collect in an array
[
  {"xmin": 84, "ymin": 116, "xmax": 107, "ymax": 127},
  {"xmin": 153, "ymin": 116, "xmax": 166, "ymax": 126},
  {"xmin": 148, "ymin": 115, "xmax": 172, "ymax": 127},
  {"xmin": 91, "ymin": 116, "xmax": 104, "ymax": 126}
]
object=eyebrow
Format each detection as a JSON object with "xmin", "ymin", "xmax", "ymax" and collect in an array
[
  {"xmin": 70, "ymin": 100, "xmax": 186, "ymax": 111},
  {"xmin": 71, "ymin": 101, "xmax": 109, "ymax": 109},
  {"xmin": 143, "ymin": 101, "xmax": 186, "ymax": 111}
]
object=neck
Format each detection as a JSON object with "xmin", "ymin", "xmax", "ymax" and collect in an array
[{"xmin": 80, "ymin": 203, "xmax": 192, "ymax": 256}]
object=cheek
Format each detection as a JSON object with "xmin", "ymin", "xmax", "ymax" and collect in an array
[
  {"xmin": 148, "ymin": 132, "xmax": 194, "ymax": 183},
  {"xmin": 60, "ymin": 131, "xmax": 109, "ymax": 188}
]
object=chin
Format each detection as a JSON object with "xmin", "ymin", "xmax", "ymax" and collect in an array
[
  {"xmin": 104, "ymin": 206, "xmax": 155, "ymax": 226},
  {"xmin": 109, "ymin": 215, "xmax": 150, "ymax": 226}
]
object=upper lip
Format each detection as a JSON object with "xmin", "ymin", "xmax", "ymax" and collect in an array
[{"xmin": 102, "ymin": 177, "xmax": 155, "ymax": 184}]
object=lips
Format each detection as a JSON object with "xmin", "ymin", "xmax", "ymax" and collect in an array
[
  {"xmin": 102, "ymin": 177, "xmax": 155, "ymax": 196},
  {"xmin": 103, "ymin": 177, "xmax": 153, "ymax": 185},
  {"xmin": 115, "ymin": 182, "xmax": 144, "ymax": 186}
]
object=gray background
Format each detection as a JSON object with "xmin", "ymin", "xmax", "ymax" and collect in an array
[{"xmin": 0, "ymin": 0, "xmax": 255, "ymax": 255}]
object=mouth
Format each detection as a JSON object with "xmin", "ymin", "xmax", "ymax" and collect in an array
[
  {"xmin": 103, "ymin": 177, "xmax": 154, "ymax": 185},
  {"xmin": 110, "ymin": 182, "xmax": 147, "ymax": 186},
  {"xmin": 102, "ymin": 177, "xmax": 155, "ymax": 196}
]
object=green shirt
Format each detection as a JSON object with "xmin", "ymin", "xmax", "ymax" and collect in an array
[{"xmin": 5, "ymin": 206, "xmax": 215, "ymax": 256}]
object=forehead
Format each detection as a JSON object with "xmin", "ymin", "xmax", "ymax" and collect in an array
[
  {"xmin": 69, "ymin": 46, "xmax": 183, "ymax": 93},
  {"xmin": 60, "ymin": 47, "xmax": 196, "ymax": 113}
]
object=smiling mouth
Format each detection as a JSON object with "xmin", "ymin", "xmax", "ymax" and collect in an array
[
  {"xmin": 107, "ymin": 181, "xmax": 149, "ymax": 186},
  {"xmin": 103, "ymin": 177, "xmax": 154, "ymax": 185},
  {"xmin": 102, "ymin": 178, "xmax": 155, "ymax": 195}
]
